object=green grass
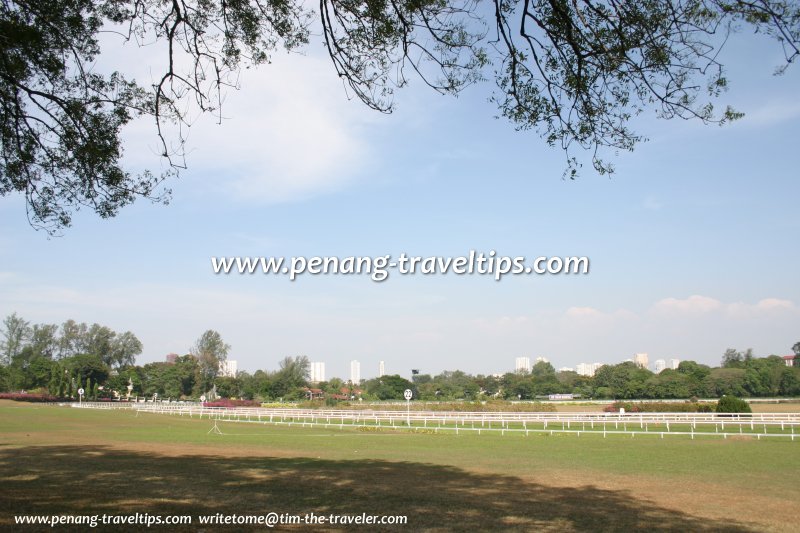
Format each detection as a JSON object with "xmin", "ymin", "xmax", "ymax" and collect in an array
[{"xmin": 1, "ymin": 401, "xmax": 797, "ymax": 531}]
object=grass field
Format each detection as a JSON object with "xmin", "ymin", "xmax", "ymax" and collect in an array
[{"xmin": 1, "ymin": 401, "xmax": 798, "ymax": 531}]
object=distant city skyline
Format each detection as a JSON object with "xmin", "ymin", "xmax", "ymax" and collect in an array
[
  {"xmin": 212, "ymin": 352, "xmax": 696, "ymax": 382},
  {"xmin": 160, "ymin": 345, "xmax": 787, "ymax": 381},
  {"xmin": 162, "ymin": 347, "xmax": 778, "ymax": 380}
]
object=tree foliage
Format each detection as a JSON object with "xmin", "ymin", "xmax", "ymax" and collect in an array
[
  {"xmin": 270, "ymin": 355, "xmax": 310, "ymax": 398},
  {"xmin": 364, "ymin": 374, "xmax": 414, "ymax": 400},
  {"xmin": 0, "ymin": 313, "xmax": 143, "ymax": 393},
  {"xmin": 0, "ymin": 312, "xmax": 31, "ymax": 364},
  {"xmin": 594, "ymin": 361, "xmax": 652, "ymax": 398},
  {"xmin": 715, "ymin": 394, "xmax": 751, "ymax": 413},
  {"xmin": 61, "ymin": 353, "xmax": 110, "ymax": 388},
  {"xmin": 58, "ymin": 319, "xmax": 87, "ymax": 359},
  {"xmin": 108, "ymin": 331, "xmax": 143, "ymax": 368},
  {"xmin": 2, "ymin": 0, "xmax": 799, "ymax": 231},
  {"xmin": 0, "ymin": 313, "xmax": 144, "ymax": 367},
  {"xmin": 489, "ymin": 0, "xmax": 794, "ymax": 176},
  {"xmin": 721, "ymin": 347, "xmax": 753, "ymax": 368},
  {"xmin": 191, "ymin": 329, "xmax": 230, "ymax": 393},
  {"xmin": 1, "ymin": 0, "xmax": 169, "ymax": 231},
  {"xmin": 29, "ymin": 323, "xmax": 59, "ymax": 359}
]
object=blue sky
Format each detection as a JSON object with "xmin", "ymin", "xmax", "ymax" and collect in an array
[{"xmin": 1, "ymin": 27, "xmax": 798, "ymax": 380}]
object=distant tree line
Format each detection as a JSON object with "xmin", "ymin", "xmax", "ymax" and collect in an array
[
  {"xmin": 404, "ymin": 352, "xmax": 800, "ymax": 401},
  {"xmin": 133, "ymin": 355, "xmax": 314, "ymax": 401},
  {"xmin": 149, "ymin": 347, "xmax": 800, "ymax": 403},
  {"xmin": 0, "ymin": 312, "xmax": 143, "ymax": 396},
  {"xmin": 2, "ymin": 312, "xmax": 798, "ymax": 402}
]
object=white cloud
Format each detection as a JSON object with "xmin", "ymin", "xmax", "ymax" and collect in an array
[
  {"xmin": 100, "ymin": 31, "xmax": 377, "ymax": 205},
  {"xmin": 735, "ymin": 101, "xmax": 800, "ymax": 128},
  {"xmin": 565, "ymin": 306, "xmax": 606, "ymax": 319},
  {"xmin": 651, "ymin": 295, "xmax": 798, "ymax": 320},
  {"xmin": 181, "ymin": 54, "xmax": 375, "ymax": 204},
  {"xmin": 563, "ymin": 306, "xmax": 640, "ymax": 325},
  {"xmin": 755, "ymin": 298, "xmax": 795, "ymax": 311},
  {"xmin": 652, "ymin": 295, "xmax": 723, "ymax": 314},
  {"xmin": 725, "ymin": 298, "xmax": 796, "ymax": 319}
]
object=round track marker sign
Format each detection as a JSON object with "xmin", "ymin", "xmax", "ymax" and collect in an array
[{"xmin": 404, "ymin": 389, "xmax": 412, "ymax": 427}]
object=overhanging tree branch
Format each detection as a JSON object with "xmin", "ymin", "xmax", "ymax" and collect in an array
[{"xmin": 1, "ymin": 0, "xmax": 798, "ymax": 232}]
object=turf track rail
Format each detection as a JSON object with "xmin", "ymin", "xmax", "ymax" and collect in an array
[{"xmin": 70, "ymin": 402, "xmax": 800, "ymax": 440}]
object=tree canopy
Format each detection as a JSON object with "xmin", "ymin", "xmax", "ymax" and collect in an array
[
  {"xmin": 0, "ymin": 313, "xmax": 142, "ymax": 367},
  {"xmin": 191, "ymin": 329, "xmax": 230, "ymax": 393},
  {"xmin": 0, "ymin": 313, "xmax": 29, "ymax": 364},
  {"xmin": 2, "ymin": 0, "xmax": 798, "ymax": 232}
]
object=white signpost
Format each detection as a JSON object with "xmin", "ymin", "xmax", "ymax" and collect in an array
[
  {"xmin": 404, "ymin": 389, "xmax": 412, "ymax": 426},
  {"xmin": 78, "ymin": 387, "xmax": 84, "ymax": 404}
]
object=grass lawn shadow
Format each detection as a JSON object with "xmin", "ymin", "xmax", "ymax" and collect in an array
[{"xmin": 0, "ymin": 444, "xmax": 758, "ymax": 531}]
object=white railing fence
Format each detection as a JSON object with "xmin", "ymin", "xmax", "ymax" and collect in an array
[{"xmin": 68, "ymin": 402, "xmax": 800, "ymax": 441}]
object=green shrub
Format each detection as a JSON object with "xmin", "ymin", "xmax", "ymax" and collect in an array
[{"xmin": 716, "ymin": 395, "xmax": 752, "ymax": 413}]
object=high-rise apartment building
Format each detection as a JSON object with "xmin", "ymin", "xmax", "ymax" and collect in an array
[
  {"xmin": 670, "ymin": 358, "xmax": 681, "ymax": 370},
  {"xmin": 310, "ymin": 362, "xmax": 325, "ymax": 383},
  {"xmin": 515, "ymin": 357, "xmax": 531, "ymax": 373},
  {"xmin": 654, "ymin": 359, "xmax": 666, "ymax": 373},
  {"xmin": 633, "ymin": 353, "xmax": 649, "ymax": 369},
  {"xmin": 379, "ymin": 360, "xmax": 385, "ymax": 377},
  {"xmin": 576, "ymin": 362, "xmax": 604, "ymax": 377},
  {"xmin": 350, "ymin": 360, "xmax": 361, "ymax": 385}
]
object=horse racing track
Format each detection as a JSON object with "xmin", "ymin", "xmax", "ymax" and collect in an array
[
  {"xmin": 123, "ymin": 402, "xmax": 800, "ymax": 440},
  {"xmin": 1, "ymin": 400, "xmax": 798, "ymax": 531}
]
